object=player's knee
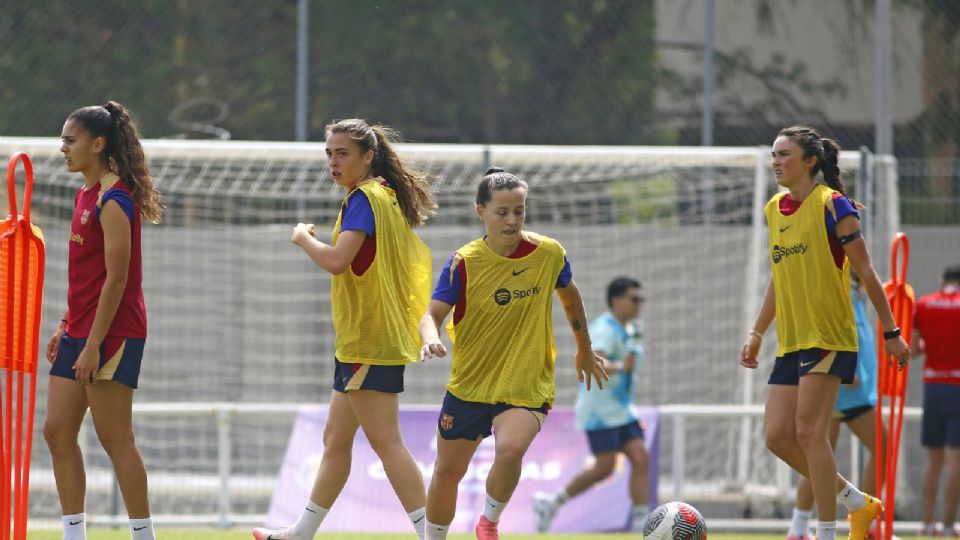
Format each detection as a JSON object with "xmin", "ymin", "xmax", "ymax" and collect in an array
[
  {"xmin": 322, "ymin": 430, "xmax": 356, "ymax": 455},
  {"xmin": 794, "ymin": 421, "xmax": 824, "ymax": 449},
  {"xmin": 764, "ymin": 427, "xmax": 792, "ymax": 454},
  {"xmin": 431, "ymin": 462, "xmax": 467, "ymax": 487},
  {"xmin": 95, "ymin": 429, "xmax": 136, "ymax": 455},
  {"xmin": 43, "ymin": 421, "xmax": 76, "ymax": 452},
  {"xmin": 494, "ymin": 439, "xmax": 528, "ymax": 463},
  {"xmin": 592, "ymin": 460, "xmax": 616, "ymax": 479},
  {"xmin": 629, "ymin": 450, "xmax": 649, "ymax": 471}
]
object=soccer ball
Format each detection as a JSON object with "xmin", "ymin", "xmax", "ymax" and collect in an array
[{"xmin": 642, "ymin": 501, "xmax": 707, "ymax": 540}]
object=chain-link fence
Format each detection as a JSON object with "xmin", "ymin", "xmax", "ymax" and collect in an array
[{"xmin": 2, "ymin": 0, "xmax": 958, "ymax": 224}]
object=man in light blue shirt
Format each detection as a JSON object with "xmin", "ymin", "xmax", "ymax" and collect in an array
[{"xmin": 533, "ymin": 277, "xmax": 650, "ymax": 532}]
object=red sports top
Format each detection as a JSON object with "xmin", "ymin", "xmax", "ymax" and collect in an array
[
  {"xmin": 66, "ymin": 174, "xmax": 146, "ymax": 338},
  {"xmin": 915, "ymin": 286, "xmax": 960, "ymax": 385}
]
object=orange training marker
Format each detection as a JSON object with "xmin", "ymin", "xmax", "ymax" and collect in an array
[
  {"xmin": 873, "ymin": 232, "xmax": 913, "ymax": 540},
  {"xmin": 0, "ymin": 152, "xmax": 45, "ymax": 540}
]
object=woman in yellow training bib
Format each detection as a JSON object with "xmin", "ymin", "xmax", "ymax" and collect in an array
[
  {"xmin": 253, "ymin": 119, "xmax": 435, "ymax": 540},
  {"xmin": 740, "ymin": 126, "xmax": 910, "ymax": 540},
  {"xmin": 418, "ymin": 167, "xmax": 608, "ymax": 540}
]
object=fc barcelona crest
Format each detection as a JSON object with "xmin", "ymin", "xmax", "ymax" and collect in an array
[{"xmin": 440, "ymin": 413, "xmax": 454, "ymax": 431}]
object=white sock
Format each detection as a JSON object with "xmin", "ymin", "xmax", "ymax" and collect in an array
[
  {"xmin": 408, "ymin": 507, "xmax": 426, "ymax": 539},
  {"xmin": 425, "ymin": 519, "xmax": 449, "ymax": 540},
  {"xmin": 631, "ymin": 504, "xmax": 650, "ymax": 532},
  {"xmin": 554, "ymin": 489, "xmax": 570, "ymax": 505},
  {"xmin": 790, "ymin": 507, "xmax": 813, "ymax": 536},
  {"xmin": 483, "ymin": 493, "xmax": 507, "ymax": 523},
  {"xmin": 292, "ymin": 499, "xmax": 328, "ymax": 538},
  {"xmin": 63, "ymin": 512, "xmax": 86, "ymax": 540},
  {"xmin": 836, "ymin": 479, "xmax": 866, "ymax": 511},
  {"xmin": 816, "ymin": 520, "xmax": 837, "ymax": 540},
  {"xmin": 130, "ymin": 517, "xmax": 155, "ymax": 540}
]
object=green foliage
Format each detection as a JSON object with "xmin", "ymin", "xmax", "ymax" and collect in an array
[
  {"xmin": 610, "ymin": 174, "xmax": 677, "ymax": 223},
  {"xmin": 0, "ymin": 0, "xmax": 663, "ymax": 145}
]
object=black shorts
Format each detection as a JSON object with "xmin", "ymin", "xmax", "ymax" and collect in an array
[
  {"xmin": 50, "ymin": 333, "xmax": 145, "ymax": 389},
  {"xmin": 922, "ymin": 383, "xmax": 960, "ymax": 448},
  {"xmin": 768, "ymin": 348, "xmax": 856, "ymax": 385},
  {"xmin": 437, "ymin": 391, "xmax": 549, "ymax": 441},
  {"xmin": 332, "ymin": 358, "xmax": 405, "ymax": 393},
  {"xmin": 585, "ymin": 420, "xmax": 645, "ymax": 454},
  {"xmin": 835, "ymin": 404, "xmax": 873, "ymax": 423}
]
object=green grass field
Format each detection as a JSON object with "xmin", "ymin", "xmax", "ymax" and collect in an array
[{"xmin": 21, "ymin": 532, "xmax": 929, "ymax": 540}]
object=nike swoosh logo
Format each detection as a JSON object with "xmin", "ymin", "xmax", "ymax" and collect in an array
[
  {"xmin": 800, "ymin": 360, "xmax": 815, "ymax": 367},
  {"xmin": 133, "ymin": 526, "xmax": 147, "ymax": 531},
  {"xmin": 69, "ymin": 520, "xmax": 84, "ymax": 525},
  {"xmin": 512, "ymin": 268, "xmax": 528, "ymax": 276},
  {"xmin": 305, "ymin": 507, "xmax": 318, "ymax": 514},
  {"xmin": 779, "ymin": 225, "xmax": 792, "ymax": 233},
  {"xmin": 413, "ymin": 516, "xmax": 425, "ymax": 523}
]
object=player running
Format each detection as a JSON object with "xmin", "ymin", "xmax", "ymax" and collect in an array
[{"xmin": 418, "ymin": 167, "xmax": 608, "ymax": 540}]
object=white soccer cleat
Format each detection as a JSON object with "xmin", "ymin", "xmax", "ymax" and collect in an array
[
  {"xmin": 532, "ymin": 491, "xmax": 559, "ymax": 533},
  {"xmin": 251, "ymin": 526, "xmax": 307, "ymax": 540}
]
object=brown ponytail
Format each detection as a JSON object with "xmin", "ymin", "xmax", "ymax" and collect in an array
[
  {"xmin": 68, "ymin": 101, "xmax": 164, "ymax": 223},
  {"xmin": 325, "ymin": 119, "xmax": 436, "ymax": 227}
]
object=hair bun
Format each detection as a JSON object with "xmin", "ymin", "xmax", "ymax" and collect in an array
[
  {"xmin": 103, "ymin": 101, "xmax": 118, "ymax": 118},
  {"xmin": 484, "ymin": 167, "xmax": 505, "ymax": 175}
]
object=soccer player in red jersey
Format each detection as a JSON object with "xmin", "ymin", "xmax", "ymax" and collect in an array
[
  {"xmin": 45, "ymin": 102, "xmax": 163, "ymax": 540},
  {"xmin": 914, "ymin": 265, "xmax": 960, "ymax": 537}
]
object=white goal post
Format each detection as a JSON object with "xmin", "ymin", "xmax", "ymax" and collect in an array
[{"xmin": 0, "ymin": 137, "xmax": 902, "ymax": 527}]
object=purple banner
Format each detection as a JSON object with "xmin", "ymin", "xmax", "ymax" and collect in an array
[{"xmin": 266, "ymin": 405, "xmax": 659, "ymax": 533}]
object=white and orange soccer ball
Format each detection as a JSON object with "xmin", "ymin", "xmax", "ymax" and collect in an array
[{"xmin": 642, "ymin": 501, "xmax": 708, "ymax": 540}]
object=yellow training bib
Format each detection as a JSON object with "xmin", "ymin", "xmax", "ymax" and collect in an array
[
  {"xmin": 765, "ymin": 184, "xmax": 857, "ymax": 356},
  {"xmin": 446, "ymin": 232, "xmax": 566, "ymax": 407},
  {"xmin": 331, "ymin": 180, "xmax": 431, "ymax": 365}
]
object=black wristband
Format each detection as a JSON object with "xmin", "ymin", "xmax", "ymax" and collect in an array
[{"xmin": 883, "ymin": 327, "xmax": 901, "ymax": 340}]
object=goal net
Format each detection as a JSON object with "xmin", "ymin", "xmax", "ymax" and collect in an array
[{"xmin": 0, "ymin": 137, "xmax": 900, "ymax": 525}]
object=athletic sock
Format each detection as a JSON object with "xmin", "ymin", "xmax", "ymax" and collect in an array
[{"xmin": 483, "ymin": 493, "xmax": 507, "ymax": 523}]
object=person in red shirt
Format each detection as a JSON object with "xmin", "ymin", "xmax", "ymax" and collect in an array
[
  {"xmin": 45, "ymin": 102, "xmax": 163, "ymax": 540},
  {"xmin": 914, "ymin": 265, "xmax": 960, "ymax": 537}
]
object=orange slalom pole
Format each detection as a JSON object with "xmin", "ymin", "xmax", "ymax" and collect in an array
[
  {"xmin": 16, "ymin": 225, "xmax": 42, "ymax": 540},
  {"xmin": 1, "ymin": 153, "xmax": 44, "ymax": 540},
  {"xmin": 1, "ymin": 155, "xmax": 19, "ymax": 540},
  {"xmin": 874, "ymin": 232, "xmax": 914, "ymax": 540}
]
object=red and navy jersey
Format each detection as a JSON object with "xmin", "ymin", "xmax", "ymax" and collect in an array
[
  {"xmin": 66, "ymin": 175, "xmax": 146, "ymax": 338},
  {"xmin": 432, "ymin": 238, "xmax": 572, "ymax": 325},
  {"xmin": 339, "ymin": 185, "xmax": 377, "ymax": 275},
  {"xmin": 915, "ymin": 286, "xmax": 960, "ymax": 385},
  {"xmin": 777, "ymin": 191, "xmax": 859, "ymax": 269}
]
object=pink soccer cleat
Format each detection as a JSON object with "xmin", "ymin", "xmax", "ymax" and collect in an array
[
  {"xmin": 475, "ymin": 515, "xmax": 500, "ymax": 540},
  {"xmin": 251, "ymin": 527, "xmax": 306, "ymax": 540}
]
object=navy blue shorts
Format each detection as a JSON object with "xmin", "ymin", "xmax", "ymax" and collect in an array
[
  {"xmin": 835, "ymin": 404, "xmax": 873, "ymax": 423},
  {"xmin": 50, "ymin": 333, "xmax": 145, "ymax": 389},
  {"xmin": 922, "ymin": 383, "xmax": 960, "ymax": 448},
  {"xmin": 768, "ymin": 348, "xmax": 856, "ymax": 385},
  {"xmin": 437, "ymin": 391, "xmax": 549, "ymax": 441},
  {"xmin": 586, "ymin": 420, "xmax": 645, "ymax": 454},
  {"xmin": 332, "ymin": 358, "xmax": 405, "ymax": 393}
]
